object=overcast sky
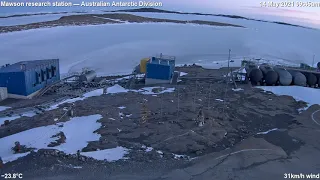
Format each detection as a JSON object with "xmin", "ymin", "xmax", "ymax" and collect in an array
[{"xmin": 1, "ymin": 0, "xmax": 319, "ymax": 28}]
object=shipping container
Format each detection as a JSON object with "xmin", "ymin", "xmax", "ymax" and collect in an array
[
  {"xmin": 146, "ymin": 63, "xmax": 172, "ymax": 80},
  {"xmin": 0, "ymin": 59, "xmax": 60, "ymax": 98}
]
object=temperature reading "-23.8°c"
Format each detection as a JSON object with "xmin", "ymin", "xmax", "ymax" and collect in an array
[{"xmin": 1, "ymin": 173, "xmax": 23, "ymax": 179}]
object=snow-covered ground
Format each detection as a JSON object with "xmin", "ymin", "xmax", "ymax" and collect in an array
[
  {"xmin": 0, "ymin": 114, "xmax": 115, "ymax": 163},
  {"xmin": 0, "ymin": 111, "xmax": 36, "ymax": 125},
  {"xmin": 0, "ymin": 84, "xmax": 175, "ymax": 163},
  {"xmin": 0, "ymin": 106, "xmax": 11, "ymax": 112},
  {"xmin": 257, "ymin": 86, "xmax": 320, "ymax": 108},
  {"xmin": 0, "ymin": 84, "xmax": 175, "ymax": 124},
  {"xmin": 0, "ymin": 13, "xmax": 319, "ymax": 76},
  {"xmin": 81, "ymin": 147, "xmax": 129, "ymax": 162}
]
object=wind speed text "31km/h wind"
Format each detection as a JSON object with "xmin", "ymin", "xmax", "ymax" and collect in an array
[{"xmin": 260, "ymin": 1, "xmax": 320, "ymax": 8}]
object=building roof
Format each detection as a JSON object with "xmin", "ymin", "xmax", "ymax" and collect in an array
[{"xmin": 0, "ymin": 59, "xmax": 59, "ymax": 73}]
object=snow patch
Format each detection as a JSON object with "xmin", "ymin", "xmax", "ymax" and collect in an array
[
  {"xmin": 0, "ymin": 106, "xmax": 11, "ymax": 112},
  {"xmin": 256, "ymin": 128, "xmax": 279, "ymax": 135},
  {"xmin": 232, "ymin": 88, "xmax": 243, "ymax": 92},
  {"xmin": 145, "ymin": 147, "xmax": 153, "ymax": 152},
  {"xmin": 0, "ymin": 114, "xmax": 102, "ymax": 164},
  {"xmin": 81, "ymin": 146, "xmax": 129, "ymax": 162},
  {"xmin": 0, "ymin": 111, "xmax": 37, "ymax": 125},
  {"xmin": 179, "ymin": 72, "xmax": 188, "ymax": 76},
  {"xmin": 173, "ymin": 154, "xmax": 188, "ymax": 159}
]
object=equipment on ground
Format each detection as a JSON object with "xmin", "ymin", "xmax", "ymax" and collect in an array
[{"xmin": 79, "ymin": 70, "xmax": 97, "ymax": 82}]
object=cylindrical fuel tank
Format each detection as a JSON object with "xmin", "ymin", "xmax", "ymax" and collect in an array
[
  {"xmin": 317, "ymin": 74, "xmax": 320, "ymax": 87},
  {"xmin": 79, "ymin": 70, "xmax": 97, "ymax": 82},
  {"xmin": 245, "ymin": 64, "xmax": 258, "ymax": 78},
  {"xmin": 301, "ymin": 72, "xmax": 317, "ymax": 87},
  {"xmin": 249, "ymin": 68, "xmax": 263, "ymax": 85},
  {"xmin": 274, "ymin": 68, "xmax": 292, "ymax": 86},
  {"xmin": 288, "ymin": 70, "xmax": 306, "ymax": 86},
  {"xmin": 259, "ymin": 66, "xmax": 279, "ymax": 85}
]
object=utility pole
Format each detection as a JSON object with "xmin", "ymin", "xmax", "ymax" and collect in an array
[
  {"xmin": 227, "ymin": 49, "xmax": 231, "ymax": 73},
  {"xmin": 177, "ymin": 85, "xmax": 180, "ymax": 120},
  {"xmin": 193, "ymin": 81, "xmax": 198, "ymax": 112},
  {"xmin": 208, "ymin": 84, "xmax": 212, "ymax": 109},
  {"xmin": 160, "ymin": 93, "xmax": 163, "ymax": 119}
]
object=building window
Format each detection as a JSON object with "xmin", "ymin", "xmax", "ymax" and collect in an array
[
  {"xmin": 41, "ymin": 70, "xmax": 45, "ymax": 81},
  {"xmin": 51, "ymin": 66, "xmax": 56, "ymax": 77},
  {"xmin": 35, "ymin": 72, "xmax": 39, "ymax": 84},
  {"xmin": 46, "ymin": 68, "xmax": 50, "ymax": 79}
]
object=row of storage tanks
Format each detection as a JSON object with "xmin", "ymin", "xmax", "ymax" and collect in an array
[{"xmin": 245, "ymin": 63, "xmax": 320, "ymax": 87}]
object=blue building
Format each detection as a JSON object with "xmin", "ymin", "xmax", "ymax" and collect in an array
[
  {"xmin": 145, "ymin": 56, "xmax": 176, "ymax": 85},
  {"xmin": 0, "ymin": 59, "xmax": 60, "ymax": 99}
]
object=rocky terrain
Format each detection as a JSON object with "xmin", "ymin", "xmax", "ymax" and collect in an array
[
  {"xmin": 1, "ymin": 65, "xmax": 319, "ymax": 180},
  {"xmin": 0, "ymin": 13, "xmax": 243, "ymax": 34}
]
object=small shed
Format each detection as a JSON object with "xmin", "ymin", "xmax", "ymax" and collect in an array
[{"xmin": 145, "ymin": 56, "xmax": 176, "ymax": 85}]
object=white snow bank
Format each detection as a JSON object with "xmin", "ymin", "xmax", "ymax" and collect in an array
[
  {"xmin": 0, "ymin": 106, "xmax": 10, "ymax": 112},
  {"xmin": 256, "ymin": 128, "xmax": 279, "ymax": 135},
  {"xmin": 232, "ymin": 88, "xmax": 244, "ymax": 92},
  {"xmin": 177, "ymin": 71, "xmax": 188, "ymax": 76},
  {"xmin": 0, "ymin": 111, "xmax": 37, "ymax": 126},
  {"xmin": 81, "ymin": 146, "xmax": 129, "ymax": 162},
  {"xmin": 0, "ymin": 114, "xmax": 102, "ymax": 163},
  {"xmin": 180, "ymin": 72, "xmax": 188, "ymax": 76},
  {"xmin": 257, "ymin": 86, "xmax": 320, "ymax": 108},
  {"xmin": 107, "ymin": 84, "xmax": 129, "ymax": 94},
  {"xmin": 54, "ymin": 115, "xmax": 102, "ymax": 154},
  {"xmin": 173, "ymin": 154, "xmax": 188, "ymax": 159}
]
